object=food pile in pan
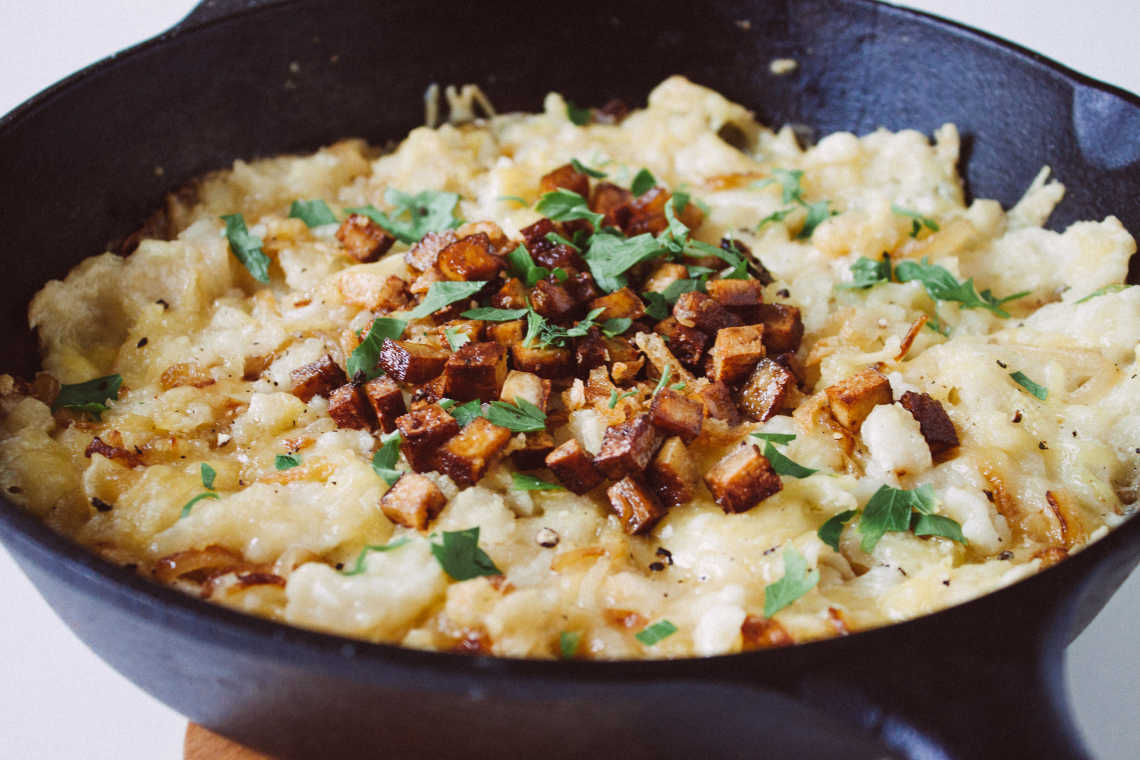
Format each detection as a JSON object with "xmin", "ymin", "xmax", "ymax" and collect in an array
[{"xmin": 2, "ymin": 77, "xmax": 1137, "ymax": 658}]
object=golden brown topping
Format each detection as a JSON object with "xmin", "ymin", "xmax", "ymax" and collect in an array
[
  {"xmin": 409, "ymin": 266, "xmax": 446, "ymax": 295},
  {"xmin": 825, "ymin": 368, "xmax": 892, "ymax": 431},
  {"xmin": 395, "ymin": 404, "xmax": 460, "ymax": 472},
  {"xmin": 491, "ymin": 278, "xmax": 529, "ymax": 310},
  {"xmin": 500, "ymin": 370, "xmax": 551, "ymax": 412},
  {"xmin": 338, "ymin": 272, "xmax": 411, "ymax": 312},
  {"xmin": 409, "ymin": 375, "xmax": 447, "ymax": 409},
  {"xmin": 704, "ymin": 444, "xmax": 782, "ymax": 513},
  {"xmin": 435, "ymin": 417, "xmax": 513, "ymax": 486},
  {"xmin": 649, "ymin": 436, "xmax": 696, "ymax": 507},
  {"xmin": 740, "ymin": 615, "xmax": 794, "ymax": 650},
  {"xmin": 899, "ymin": 391, "xmax": 959, "ymax": 454},
  {"xmin": 487, "ymin": 319, "xmax": 526, "ymax": 346},
  {"xmin": 437, "ymin": 233, "xmax": 504, "ymax": 282},
  {"xmin": 654, "ymin": 317, "xmax": 709, "ymax": 369},
  {"xmin": 327, "ymin": 384, "xmax": 374, "ymax": 430},
  {"xmin": 673, "ymin": 291, "xmax": 742, "ymax": 333},
  {"xmin": 594, "ymin": 414, "xmax": 664, "ymax": 479},
  {"xmin": 575, "ymin": 327, "xmax": 608, "ymax": 372},
  {"xmin": 707, "ymin": 324, "xmax": 766, "ymax": 385},
  {"xmin": 738, "ymin": 358, "xmax": 796, "ymax": 423},
  {"xmin": 648, "ymin": 389, "xmax": 703, "ymax": 443},
  {"xmin": 436, "ymin": 319, "xmax": 484, "ymax": 346},
  {"xmin": 706, "ymin": 278, "xmax": 765, "ymax": 317},
  {"xmin": 335, "ymin": 213, "xmax": 395, "ymax": 263},
  {"xmin": 379, "ymin": 472, "xmax": 447, "ymax": 531},
  {"xmin": 530, "ymin": 279, "xmax": 578, "ymax": 321},
  {"xmin": 511, "ymin": 343, "xmax": 574, "ymax": 379},
  {"xmin": 153, "ymin": 545, "xmax": 245, "ymax": 585},
  {"xmin": 362, "ymin": 376, "xmax": 406, "ymax": 433},
  {"xmin": 406, "ymin": 230, "xmax": 458, "ymax": 272},
  {"xmin": 160, "ymin": 362, "xmax": 216, "ymax": 390},
  {"xmin": 545, "ymin": 439, "xmax": 603, "ymax": 494},
  {"xmin": 606, "ymin": 476, "xmax": 666, "ymax": 535},
  {"xmin": 696, "ymin": 381, "xmax": 742, "ymax": 424},
  {"xmin": 563, "ymin": 270, "xmax": 603, "ymax": 304},
  {"xmin": 643, "ymin": 261, "xmax": 689, "ymax": 294},
  {"xmin": 442, "ymin": 342, "xmax": 508, "ymax": 402},
  {"xmin": 512, "ymin": 431, "xmax": 556, "ymax": 470},
  {"xmin": 540, "ymin": 163, "xmax": 591, "ymax": 198},
  {"xmin": 625, "ymin": 186, "xmax": 670, "ymax": 236},
  {"xmin": 290, "ymin": 354, "xmax": 347, "ymax": 402},
  {"xmin": 378, "ymin": 339, "xmax": 450, "ymax": 384},
  {"xmin": 754, "ymin": 303, "xmax": 804, "ymax": 354},
  {"xmin": 84, "ymin": 435, "xmax": 143, "ymax": 468},
  {"xmin": 455, "ymin": 220, "xmax": 508, "ymax": 252},
  {"xmin": 589, "ymin": 287, "xmax": 646, "ymax": 321},
  {"xmin": 590, "ymin": 182, "xmax": 633, "ymax": 229}
]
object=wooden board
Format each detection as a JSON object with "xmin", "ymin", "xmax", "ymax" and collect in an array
[{"xmin": 184, "ymin": 724, "xmax": 276, "ymax": 760}]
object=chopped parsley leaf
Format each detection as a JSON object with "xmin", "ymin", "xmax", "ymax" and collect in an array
[
  {"xmin": 496, "ymin": 195, "xmax": 528, "ymax": 205},
  {"xmin": 545, "ymin": 231, "xmax": 580, "ymax": 251},
  {"xmin": 447, "ymin": 400, "xmax": 484, "ymax": 427},
  {"xmin": 763, "ymin": 545, "xmax": 820, "ymax": 617},
  {"xmin": 601, "ymin": 317, "xmax": 632, "ymax": 337},
  {"xmin": 634, "ymin": 619, "xmax": 678, "ymax": 646},
  {"xmin": 430, "ymin": 527, "xmax": 502, "ymax": 581},
  {"xmin": 274, "ymin": 454, "xmax": 300, "ymax": 471},
  {"xmin": 763, "ymin": 442, "xmax": 817, "ymax": 478},
  {"xmin": 1076, "ymin": 284, "xmax": 1131, "ymax": 303},
  {"xmin": 484, "ymin": 398, "xmax": 546, "ymax": 432},
  {"xmin": 341, "ymin": 538, "xmax": 411, "ymax": 576},
  {"xmin": 559, "ymin": 631, "xmax": 581, "ymax": 659},
  {"xmin": 221, "ymin": 213, "xmax": 271, "ymax": 283},
  {"xmin": 840, "ymin": 254, "xmax": 893, "ymax": 289},
  {"xmin": 1010, "ymin": 370, "xmax": 1048, "ymax": 400},
  {"xmin": 608, "ymin": 388, "xmax": 637, "ymax": 408},
  {"xmin": 642, "ymin": 291, "xmax": 670, "ymax": 321},
  {"xmin": 403, "ymin": 281, "xmax": 487, "ymax": 320},
  {"xmin": 371, "ymin": 431, "xmax": 403, "ymax": 485},
  {"xmin": 751, "ymin": 432, "xmax": 796, "ymax": 445},
  {"xmin": 461, "ymin": 306, "xmax": 529, "ymax": 321},
  {"xmin": 444, "ymin": 326, "xmax": 470, "ymax": 351},
  {"xmin": 652, "ymin": 365, "xmax": 673, "ymax": 397},
  {"xmin": 891, "ymin": 204, "xmax": 940, "ymax": 237},
  {"xmin": 288, "ymin": 199, "xmax": 338, "ymax": 227},
  {"xmin": 566, "ymin": 99, "xmax": 591, "ymax": 126},
  {"xmin": 512, "ymin": 473, "xmax": 563, "ymax": 491},
  {"xmin": 178, "ymin": 492, "xmax": 219, "ymax": 519},
  {"xmin": 51, "ymin": 374, "xmax": 123, "ymax": 420},
  {"xmin": 570, "ymin": 158, "xmax": 606, "ymax": 178},
  {"xmin": 507, "ymin": 243, "xmax": 552, "ymax": 287},
  {"xmin": 894, "ymin": 258, "xmax": 1028, "ymax": 318},
  {"xmin": 754, "ymin": 168, "xmax": 806, "ymax": 205},
  {"xmin": 631, "ymin": 168, "xmax": 657, "ymax": 196},
  {"xmin": 817, "ymin": 510, "xmax": 857, "ymax": 552},
  {"xmin": 913, "ymin": 513, "xmax": 967, "ymax": 544},
  {"xmin": 345, "ymin": 188, "xmax": 460, "ymax": 244},
  {"xmin": 535, "ymin": 188, "xmax": 603, "ymax": 229},
  {"xmin": 757, "ymin": 207, "xmax": 797, "ymax": 230},
  {"xmin": 347, "ymin": 317, "xmax": 405, "ymax": 380},
  {"xmin": 796, "ymin": 200, "xmax": 837, "ymax": 239},
  {"xmin": 855, "ymin": 483, "xmax": 963, "ymax": 553},
  {"xmin": 200, "ymin": 463, "xmax": 217, "ymax": 490},
  {"xmin": 584, "ymin": 232, "xmax": 664, "ymax": 292}
]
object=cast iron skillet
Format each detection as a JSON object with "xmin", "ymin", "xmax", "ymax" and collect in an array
[{"xmin": 1, "ymin": 1, "xmax": 1138, "ymax": 757}]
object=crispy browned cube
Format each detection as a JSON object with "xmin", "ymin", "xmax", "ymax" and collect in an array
[
  {"xmin": 396, "ymin": 404, "xmax": 460, "ymax": 472},
  {"xmin": 362, "ymin": 376, "xmax": 407, "ymax": 433},
  {"xmin": 409, "ymin": 265, "xmax": 444, "ymax": 295},
  {"xmin": 511, "ymin": 343, "xmax": 574, "ymax": 379},
  {"xmin": 373, "ymin": 275, "xmax": 412, "ymax": 312},
  {"xmin": 704, "ymin": 444, "xmax": 783, "ymax": 513},
  {"xmin": 590, "ymin": 182, "xmax": 633, "ymax": 229},
  {"xmin": 754, "ymin": 303, "xmax": 804, "ymax": 354},
  {"xmin": 606, "ymin": 476, "xmax": 667, "ymax": 535},
  {"xmin": 500, "ymin": 370, "xmax": 551, "ymax": 412},
  {"xmin": 721, "ymin": 239, "xmax": 773, "ymax": 285},
  {"xmin": 380, "ymin": 472, "xmax": 447, "ymax": 531},
  {"xmin": 290, "ymin": 354, "xmax": 348, "ymax": 402},
  {"xmin": 378, "ymin": 339, "xmax": 449, "ymax": 384},
  {"xmin": 740, "ymin": 615, "xmax": 793, "ymax": 650},
  {"xmin": 435, "ymin": 417, "xmax": 513, "ymax": 486},
  {"xmin": 491, "ymin": 277, "xmax": 528, "ymax": 310},
  {"xmin": 540, "ymin": 163, "xmax": 591, "ymax": 198},
  {"xmin": 520, "ymin": 218, "xmax": 555, "ymax": 248},
  {"xmin": 624, "ymin": 186, "xmax": 669, "ymax": 236},
  {"xmin": 696, "ymin": 381, "xmax": 742, "ymax": 424},
  {"xmin": 438, "ymin": 233, "xmax": 504, "ymax": 282},
  {"xmin": 649, "ymin": 436, "xmax": 696, "ymax": 507},
  {"xmin": 530, "ymin": 280, "xmax": 577, "ymax": 321},
  {"xmin": 456, "ymin": 220, "xmax": 508, "ymax": 252},
  {"xmin": 487, "ymin": 319, "xmax": 526, "ymax": 346},
  {"xmin": 575, "ymin": 328, "xmax": 608, "ymax": 372},
  {"xmin": 543, "ymin": 439, "xmax": 601, "ymax": 494},
  {"xmin": 706, "ymin": 278, "xmax": 765, "ymax": 309},
  {"xmin": 511, "ymin": 431, "xmax": 556, "ymax": 470},
  {"xmin": 825, "ymin": 368, "xmax": 892, "ymax": 431},
  {"xmin": 649, "ymin": 389, "xmax": 703, "ymax": 443},
  {"xmin": 406, "ymin": 230, "xmax": 458, "ymax": 271},
  {"xmin": 673, "ymin": 291, "xmax": 741, "ymax": 333},
  {"xmin": 335, "ymin": 214, "xmax": 395, "ymax": 263},
  {"xmin": 328, "ymin": 383, "xmax": 374, "ymax": 430},
  {"xmin": 590, "ymin": 287, "xmax": 646, "ymax": 321},
  {"xmin": 644, "ymin": 262, "xmax": 689, "ymax": 294},
  {"xmin": 436, "ymin": 319, "xmax": 484, "ymax": 346},
  {"xmin": 611, "ymin": 359, "xmax": 645, "ymax": 386},
  {"xmin": 655, "ymin": 317, "xmax": 709, "ymax": 369},
  {"xmin": 900, "ymin": 391, "xmax": 959, "ymax": 454},
  {"xmin": 564, "ymin": 270, "xmax": 603, "ymax": 304},
  {"xmin": 708, "ymin": 324, "xmax": 766, "ymax": 385},
  {"xmin": 738, "ymin": 358, "xmax": 795, "ymax": 422},
  {"xmin": 594, "ymin": 414, "xmax": 664, "ymax": 478},
  {"xmin": 84, "ymin": 436, "xmax": 142, "ymax": 468},
  {"xmin": 441, "ymin": 342, "xmax": 507, "ymax": 402},
  {"xmin": 409, "ymin": 375, "xmax": 447, "ymax": 408}
]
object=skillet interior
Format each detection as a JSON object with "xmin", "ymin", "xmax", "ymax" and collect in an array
[{"xmin": 1, "ymin": 1, "xmax": 1139, "ymax": 757}]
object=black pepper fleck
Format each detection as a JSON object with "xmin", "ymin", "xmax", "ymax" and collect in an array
[
  {"xmin": 649, "ymin": 562, "xmax": 666, "ymax": 572},
  {"xmin": 90, "ymin": 497, "xmax": 113, "ymax": 512},
  {"xmin": 1038, "ymin": 441, "xmax": 1048, "ymax": 450},
  {"xmin": 335, "ymin": 562, "xmax": 344, "ymax": 570},
  {"xmin": 777, "ymin": 288, "xmax": 791, "ymax": 298},
  {"xmin": 1011, "ymin": 410, "xmax": 1022, "ymax": 423},
  {"xmin": 7, "ymin": 485, "xmax": 23, "ymax": 494},
  {"xmin": 655, "ymin": 547, "xmax": 674, "ymax": 565},
  {"xmin": 156, "ymin": 298, "xmax": 169, "ymax": 310},
  {"xmin": 998, "ymin": 551, "xmax": 1013, "ymax": 561},
  {"xmin": 941, "ymin": 579, "xmax": 950, "ymax": 586},
  {"xmin": 983, "ymin": 490, "xmax": 994, "ymax": 503},
  {"xmin": 137, "ymin": 337, "xmax": 148, "ymax": 348},
  {"xmin": 996, "ymin": 360, "xmax": 1007, "ymax": 369}
]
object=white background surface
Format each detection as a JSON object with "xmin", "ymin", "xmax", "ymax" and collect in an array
[{"xmin": 1, "ymin": 1, "xmax": 1138, "ymax": 757}]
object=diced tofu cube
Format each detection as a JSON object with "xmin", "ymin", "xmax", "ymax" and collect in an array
[
  {"xmin": 406, "ymin": 230, "xmax": 458, "ymax": 272},
  {"xmin": 328, "ymin": 383, "xmax": 374, "ymax": 430},
  {"xmin": 442, "ymin": 342, "xmax": 507, "ymax": 402},
  {"xmin": 362, "ymin": 376, "xmax": 407, "ymax": 433},
  {"xmin": 336, "ymin": 214, "xmax": 396, "ymax": 263},
  {"xmin": 529, "ymin": 280, "xmax": 577, "ymax": 321},
  {"xmin": 754, "ymin": 303, "xmax": 804, "ymax": 353},
  {"xmin": 737, "ymin": 358, "xmax": 795, "ymax": 422},
  {"xmin": 511, "ymin": 343, "xmax": 574, "ymax": 379},
  {"xmin": 607, "ymin": 476, "xmax": 666, "ymax": 535},
  {"xmin": 825, "ymin": 368, "xmax": 892, "ymax": 431},
  {"xmin": 290, "ymin": 354, "xmax": 347, "ymax": 402},
  {"xmin": 395, "ymin": 404, "xmax": 460, "ymax": 472},
  {"xmin": 378, "ymin": 339, "xmax": 449, "ymax": 384},
  {"xmin": 649, "ymin": 436, "xmax": 696, "ymax": 507},
  {"xmin": 654, "ymin": 317, "xmax": 709, "ymax": 369},
  {"xmin": 380, "ymin": 473, "xmax": 447, "ymax": 530},
  {"xmin": 594, "ymin": 414, "xmax": 664, "ymax": 478},
  {"xmin": 589, "ymin": 287, "xmax": 646, "ymax": 321},
  {"xmin": 899, "ymin": 391, "xmax": 959, "ymax": 454},
  {"xmin": 648, "ymin": 389, "xmax": 703, "ymax": 443},
  {"xmin": 435, "ymin": 417, "xmax": 513, "ymax": 486},
  {"xmin": 545, "ymin": 439, "xmax": 603, "ymax": 494},
  {"xmin": 704, "ymin": 444, "xmax": 783, "ymax": 513},
  {"xmin": 673, "ymin": 291, "xmax": 741, "ymax": 333},
  {"xmin": 511, "ymin": 431, "xmax": 555, "ymax": 470},
  {"xmin": 540, "ymin": 163, "xmax": 591, "ymax": 198},
  {"xmin": 437, "ymin": 233, "xmax": 504, "ymax": 281},
  {"xmin": 708, "ymin": 324, "xmax": 766, "ymax": 385},
  {"xmin": 696, "ymin": 381, "xmax": 742, "ymax": 424}
]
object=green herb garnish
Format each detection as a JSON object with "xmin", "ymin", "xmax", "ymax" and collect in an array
[
  {"xmin": 570, "ymin": 158, "xmax": 606, "ymax": 178},
  {"xmin": 1010, "ymin": 370, "xmax": 1048, "ymax": 401},
  {"xmin": 608, "ymin": 389, "xmax": 637, "ymax": 408},
  {"xmin": 274, "ymin": 454, "xmax": 301, "ymax": 471},
  {"xmin": 345, "ymin": 188, "xmax": 461, "ymax": 244},
  {"xmin": 347, "ymin": 317, "xmax": 405, "ymax": 380},
  {"xmin": 341, "ymin": 538, "xmax": 412, "ymax": 576},
  {"xmin": 288, "ymin": 199, "xmax": 338, "ymax": 227},
  {"xmin": 891, "ymin": 204, "xmax": 940, "ymax": 237},
  {"xmin": 506, "ymin": 244, "xmax": 551, "ymax": 287},
  {"xmin": 51, "ymin": 374, "xmax": 123, "ymax": 420},
  {"xmin": 446, "ymin": 400, "xmax": 484, "ymax": 427},
  {"xmin": 652, "ymin": 365, "xmax": 673, "ymax": 397},
  {"xmin": 444, "ymin": 326, "xmax": 470, "ymax": 351},
  {"xmin": 200, "ymin": 463, "xmax": 216, "ymax": 490},
  {"xmin": 601, "ymin": 317, "xmax": 632, "ymax": 337},
  {"xmin": 840, "ymin": 254, "xmax": 893, "ymax": 289},
  {"xmin": 913, "ymin": 513, "xmax": 967, "ymax": 544},
  {"xmin": 178, "ymin": 492, "xmax": 219, "ymax": 519},
  {"xmin": 634, "ymin": 619, "xmax": 678, "ymax": 646},
  {"xmin": 221, "ymin": 213, "xmax": 270, "ymax": 283},
  {"xmin": 559, "ymin": 630, "xmax": 582, "ymax": 659},
  {"xmin": 894, "ymin": 258, "xmax": 1028, "ymax": 318},
  {"xmin": 461, "ymin": 307, "xmax": 529, "ymax": 321},
  {"xmin": 496, "ymin": 195, "xmax": 528, "ymax": 205},
  {"xmin": 817, "ymin": 510, "xmax": 857, "ymax": 552},
  {"xmin": 566, "ymin": 99, "xmax": 591, "ymax": 126},
  {"xmin": 371, "ymin": 431, "xmax": 404, "ymax": 485},
  {"xmin": 796, "ymin": 200, "xmax": 837, "ymax": 239},
  {"xmin": 763, "ymin": 545, "xmax": 820, "ymax": 617},
  {"xmin": 1076, "ymin": 284, "xmax": 1131, "ymax": 303},
  {"xmin": 584, "ymin": 232, "xmax": 664, "ymax": 292},
  {"xmin": 403, "ymin": 281, "xmax": 488, "ymax": 321},
  {"xmin": 631, "ymin": 168, "xmax": 657, "ymax": 196},
  {"xmin": 757, "ymin": 207, "xmax": 797, "ymax": 230},
  {"xmin": 535, "ymin": 189, "xmax": 604, "ymax": 229},
  {"xmin": 751, "ymin": 432, "xmax": 796, "ymax": 445},
  {"xmin": 763, "ymin": 441, "xmax": 817, "ymax": 478},
  {"xmin": 754, "ymin": 168, "xmax": 806, "ymax": 205},
  {"xmin": 512, "ymin": 473, "xmax": 564, "ymax": 491},
  {"xmin": 430, "ymin": 527, "xmax": 502, "ymax": 581},
  {"xmin": 179, "ymin": 463, "xmax": 219, "ymax": 519},
  {"xmin": 484, "ymin": 398, "xmax": 546, "ymax": 432}
]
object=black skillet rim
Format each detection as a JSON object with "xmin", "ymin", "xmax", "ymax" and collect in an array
[{"xmin": 1, "ymin": 0, "xmax": 1138, "ymax": 686}]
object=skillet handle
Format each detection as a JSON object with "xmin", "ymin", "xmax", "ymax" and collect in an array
[{"xmin": 170, "ymin": 0, "xmax": 278, "ymax": 33}]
